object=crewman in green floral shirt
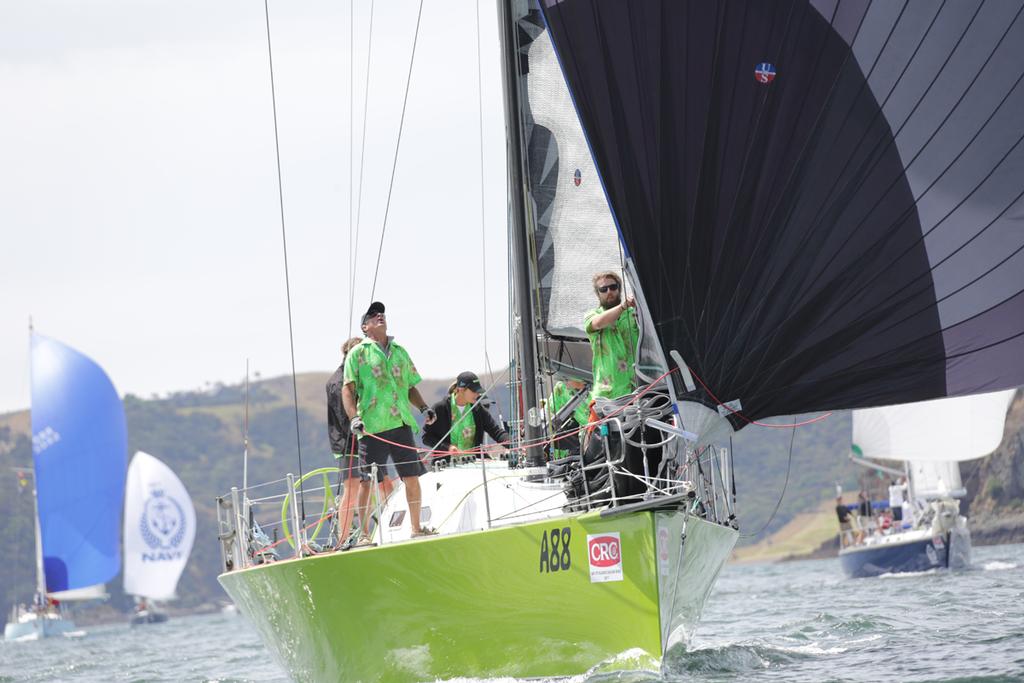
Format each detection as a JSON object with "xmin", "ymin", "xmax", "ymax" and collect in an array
[
  {"xmin": 342, "ymin": 302, "xmax": 437, "ymax": 538},
  {"xmin": 584, "ymin": 271, "xmax": 639, "ymax": 403},
  {"xmin": 547, "ymin": 379, "xmax": 590, "ymax": 459}
]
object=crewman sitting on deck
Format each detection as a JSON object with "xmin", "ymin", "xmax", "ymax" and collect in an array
[{"xmin": 546, "ymin": 379, "xmax": 590, "ymax": 459}]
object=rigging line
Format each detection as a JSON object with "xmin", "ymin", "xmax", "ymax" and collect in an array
[
  {"xmin": 347, "ymin": 0, "xmax": 355, "ymax": 334},
  {"xmin": 688, "ymin": 365, "xmax": 831, "ymax": 429},
  {"xmin": 740, "ymin": 425, "xmax": 796, "ymax": 539},
  {"xmin": 475, "ymin": 0, "xmax": 492, "ymax": 377},
  {"xmin": 262, "ymin": 0, "xmax": 307, "ymax": 526},
  {"xmin": 369, "ymin": 0, "xmax": 426, "ymax": 300},
  {"xmin": 350, "ymin": 0, "xmax": 376, "ymax": 334}
]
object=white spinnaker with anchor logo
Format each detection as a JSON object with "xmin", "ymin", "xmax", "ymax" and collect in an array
[{"xmin": 123, "ymin": 450, "xmax": 195, "ymax": 600}]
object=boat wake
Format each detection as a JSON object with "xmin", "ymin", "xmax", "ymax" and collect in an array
[
  {"xmin": 661, "ymin": 639, "xmax": 844, "ymax": 678},
  {"xmin": 875, "ymin": 568, "xmax": 940, "ymax": 579},
  {"xmin": 981, "ymin": 561, "xmax": 1018, "ymax": 572},
  {"xmin": 437, "ymin": 649, "xmax": 661, "ymax": 683}
]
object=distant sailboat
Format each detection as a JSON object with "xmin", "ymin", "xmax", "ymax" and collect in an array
[
  {"xmin": 123, "ymin": 451, "xmax": 195, "ymax": 626},
  {"xmin": 4, "ymin": 333, "xmax": 127, "ymax": 641},
  {"xmin": 842, "ymin": 390, "xmax": 1017, "ymax": 578}
]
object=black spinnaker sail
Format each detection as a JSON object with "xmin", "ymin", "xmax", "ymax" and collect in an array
[{"xmin": 540, "ymin": 0, "xmax": 1024, "ymax": 427}]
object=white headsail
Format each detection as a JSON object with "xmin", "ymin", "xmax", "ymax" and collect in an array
[
  {"xmin": 123, "ymin": 451, "xmax": 195, "ymax": 601},
  {"xmin": 852, "ymin": 390, "xmax": 1017, "ymax": 499},
  {"xmin": 852, "ymin": 390, "xmax": 1016, "ymax": 463}
]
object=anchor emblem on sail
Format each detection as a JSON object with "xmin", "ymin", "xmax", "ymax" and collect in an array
[{"xmin": 139, "ymin": 489, "xmax": 187, "ymax": 551}]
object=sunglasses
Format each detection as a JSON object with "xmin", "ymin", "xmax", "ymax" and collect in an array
[{"xmin": 598, "ymin": 283, "xmax": 620, "ymax": 293}]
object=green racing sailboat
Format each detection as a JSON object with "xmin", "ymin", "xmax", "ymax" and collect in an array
[{"xmin": 217, "ymin": 0, "xmax": 1024, "ymax": 680}]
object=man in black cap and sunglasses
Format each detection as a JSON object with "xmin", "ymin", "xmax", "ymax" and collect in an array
[
  {"xmin": 584, "ymin": 271, "xmax": 639, "ymax": 402},
  {"xmin": 342, "ymin": 302, "xmax": 437, "ymax": 537}
]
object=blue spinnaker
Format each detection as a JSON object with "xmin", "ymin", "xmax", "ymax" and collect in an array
[{"xmin": 30, "ymin": 334, "xmax": 127, "ymax": 593}]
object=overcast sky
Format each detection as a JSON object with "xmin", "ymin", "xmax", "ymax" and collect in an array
[{"xmin": 0, "ymin": 0, "xmax": 512, "ymax": 413}]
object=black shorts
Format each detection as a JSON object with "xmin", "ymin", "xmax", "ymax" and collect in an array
[{"xmin": 359, "ymin": 426, "xmax": 426, "ymax": 479}]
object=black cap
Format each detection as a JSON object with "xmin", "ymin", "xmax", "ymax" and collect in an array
[
  {"xmin": 361, "ymin": 301, "xmax": 385, "ymax": 325},
  {"xmin": 456, "ymin": 371, "xmax": 484, "ymax": 394}
]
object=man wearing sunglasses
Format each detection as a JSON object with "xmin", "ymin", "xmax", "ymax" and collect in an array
[{"xmin": 584, "ymin": 271, "xmax": 639, "ymax": 402}]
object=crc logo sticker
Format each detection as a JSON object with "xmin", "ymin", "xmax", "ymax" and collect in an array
[{"xmin": 587, "ymin": 532, "xmax": 623, "ymax": 583}]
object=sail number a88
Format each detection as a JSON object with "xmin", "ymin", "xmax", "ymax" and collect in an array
[{"xmin": 539, "ymin": 527, "xmax": 571, "ymax": 573}]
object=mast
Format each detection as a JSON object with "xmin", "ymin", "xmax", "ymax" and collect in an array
[
  {"xmin": 28, "ymin": 324, "xmax": 47, "ymax": 599},
  {"xmin": 31, "ymin": 473, "xmax": 47, "ymax": 599},
  {"xmin": 497, "ymin": 0, "xmax": 543, "ymax": 466},
  {"xmin": 243, "ymin": 359, "xmax": 250, "ymax": 492}
]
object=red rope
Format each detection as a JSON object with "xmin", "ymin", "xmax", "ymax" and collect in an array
[
  {"xmin": 686, "ymin": 366, "xmax": 833, "ymax": 428},
  {"xmin": 361, "ymin": 363, "xmax": 830, "ymax": 458},
  {"xmin": 364, "ymin": 367, "xmax": 678, "ymax": 457},
  {"xmin": 247, "ymin": 368, "xmax": 829, "ymax": 560}
]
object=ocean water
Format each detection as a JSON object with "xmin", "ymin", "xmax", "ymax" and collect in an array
[{"xmin": 2, "ymin": 543, "xmax": 1022, "ymax": 682}]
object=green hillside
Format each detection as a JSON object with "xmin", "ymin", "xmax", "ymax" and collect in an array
[{"xmin": 0, "ymin": 371, "xmax": 862, "ymax": 622}]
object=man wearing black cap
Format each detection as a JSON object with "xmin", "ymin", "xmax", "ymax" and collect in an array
[
  {"xmin": 342, "ymin": 302, "xmax": 437, "ymax": 537},
  {"xmin": 422, "ymin": 371, "xmax": 509, "ymax": 462}
]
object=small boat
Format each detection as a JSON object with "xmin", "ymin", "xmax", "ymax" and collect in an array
[
  {"xmin": 4, "ymin": 601, "xmax": 77, "ymax": 642},
  {"xmin": 4, "ymin": 333, "xmax": 127, "ymax": 641},
  {"xmin": 130, "ymin": 606, "xmax": 170, "ymax": 626},
  {"xmin": 840, "ymin": 390, "xmax": 1016, "ymax": 578},
  {"xmin": 123, "ymin": 450, "xmax": 196, "ymax": 626}
]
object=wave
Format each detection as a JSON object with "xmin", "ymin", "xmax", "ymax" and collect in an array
[
  {"xmin": 981, "ymin": 561, "xmax": 1018, "ymax": 572},
  {"xmin": 662, "ymin": 639, "xmax": 844, "ymax": 677},
  {"xmin": 875, "ymin": 568, "xmax": 939, "ymax": 579}
]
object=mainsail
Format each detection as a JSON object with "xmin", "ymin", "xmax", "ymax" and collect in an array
[
  {"xmin": 123, "ymin": 451, "xmax": 196, "ymax": 601},
  {"xmin": 539, "ymin": 0, "xmax": 1024, "ymax": 427},
  {"xmin": 30, "ymin": 334, "xmax": 127, "ymax": 594},
  {"xmin": 514, "ymin": 7, "xmax": 623, "ymax": 341}
]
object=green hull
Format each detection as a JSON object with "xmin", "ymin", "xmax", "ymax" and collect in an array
[{"xmin": 220, "ymin": 510, "xmax": 736, "ymax": 682}]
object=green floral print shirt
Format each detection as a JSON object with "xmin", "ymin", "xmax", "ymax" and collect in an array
[
  {"xmin": 583, "ymin": 305, "xmax": 639, "ymax": 401},
  {"xmin": 343, "ymin": 337, "xmax": 422, "ymax": 435}
]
